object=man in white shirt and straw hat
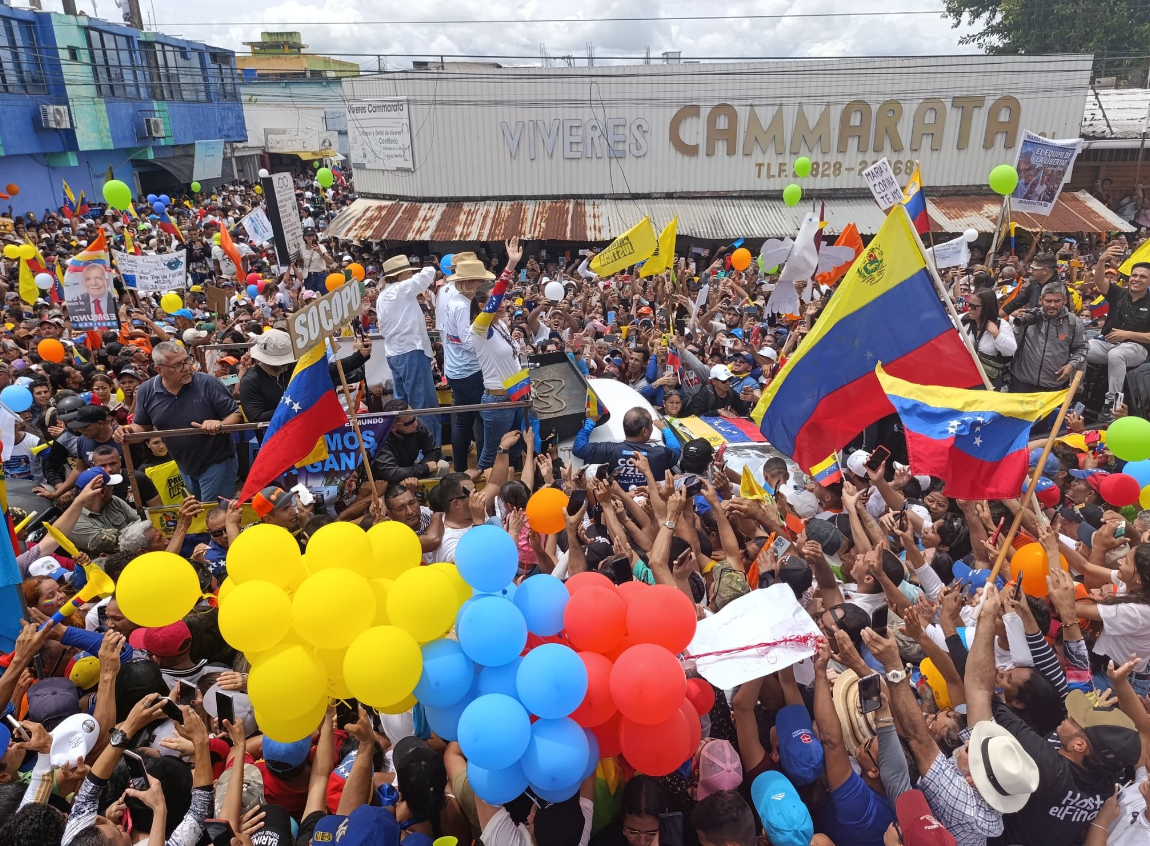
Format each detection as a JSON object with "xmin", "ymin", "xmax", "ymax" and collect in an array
[
  {"xmin": 378, "ymin": 255, "xmax": 441, "ymax": 445},
  {"xmin": 437, "ymin": 252, "xmax": 488, "ymax": 473}
]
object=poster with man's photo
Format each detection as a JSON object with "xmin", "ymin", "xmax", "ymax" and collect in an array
[
  {"xmin": 1011, "ymin": 130, "xmax": 1081, "ymax": 216},
  {"xmin": 64, "ymin": 230, "xmax": 120, "ymax": 330}
]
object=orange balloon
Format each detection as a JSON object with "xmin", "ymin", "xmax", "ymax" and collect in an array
[
  {"xmin": 525, "ymin": 487, "xmax": 569, "ymax": 534},
  {"xmin": 4, "ymin": 184, "xmax": 18, "ymax": 196},
  {"xmin": 1011, "ymin": 542, "xmax": 1067, "ymax": 597},
  {"xmin": 325, "ymin": 272, "xmax": 345, "ymax": 292},
  {"xmin": 37, "ymin": 338, "xmax": 65, "ymax": 363},
  {"xmin": 730, "ymin": 247, "xmax": 752, "ymax": 272},
  {"xmin": 347, "ymin": 262, "xmax": 366, "ymax": 282}
]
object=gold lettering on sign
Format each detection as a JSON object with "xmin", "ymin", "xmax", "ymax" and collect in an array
[
  {"xmin": 791, "ymin": 106, "xmax": 831, "ymax": 154},
  {"xmin": 911, "ymin": 99, "xmax": 946, "ymax": 151},
  {"xmin": 873, "ymin": 101, "xmax": 904, "ymax": 153},
  {"xmin": 838, "ymin": 101, "xmax": 872, "ymax": 153},
  {"xmin": 670, "ymin": 105, "xmax": 700, "ymax": 155},
  {"xmin": 951, "ymin": 96, "xmax": 985, "ymax": 150},
  {"xmin": 742, "ymin": 107, "xmax": 786, "ymax": 156},
  {"xmin": 706, "ymin": 104, "xmax": 739, "ymax": 157},
  {"xmin": 984, "ymin": 96, "xmax": 1020, "ymax": 149}
]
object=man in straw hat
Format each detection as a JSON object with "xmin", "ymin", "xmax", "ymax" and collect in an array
[
  {"xmin": 437, "ymin": 251, "xmax": 492, "ymax": 475},
  {"xmin": 378, "ymin": 255, "xmax": 441, "ymax": 444}
]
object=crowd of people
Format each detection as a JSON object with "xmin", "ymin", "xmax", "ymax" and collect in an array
[{"xmin": 0, "ymin": 166, "xmax": 1148, "ymax": 846}]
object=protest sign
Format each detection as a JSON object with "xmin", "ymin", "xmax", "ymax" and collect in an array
[
  {"xmin": 204, "ymin": 285, "xmax": 229, "ymax": 316},
  {"xmin": 64, "ymin": 232, "xmax": 119, "ymax": 330},
  {"xmin": 292, "ymin": 412, "xmax": 394, "ymax": 514},
  {"xmin": 925, "ymin": 235, "xmax": 970, "ymax": 269},
  {"xmin": 192, "ymin": 139, "xmax": 225, "ymax": 181},
  {"xmin": 289, "ymin": 279, "xmax": 363, "ymax": 356},
  {"xmin": 1011, "ymin": 131, "xmax": 1081, "ymax": 215},
  {"xmin": 113, "ymin": 249, "xmax": 187, "ymax": 292},
  {"xmin": 862, "ymin": 158, "xmax": 903, "ymax": 210},
  {"xmin": 261, "ymin": 172, "xmax": 304, "ymax": 266},
  {"xmin": 240, "ymin": 208, "xmax": 275, "ymax": 246}
]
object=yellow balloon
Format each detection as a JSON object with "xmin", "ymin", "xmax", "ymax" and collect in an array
[
  {"xmin": 292, "ymin": 568, "xmax": 375, "ymax": 649},
  {"xmin": 227, "ymin": 525, "xmax": 306, "ymax": 591},
  {"xmin": 248, "ymin": 643, "xmax": 327, "ymax": 721},
  {"xmin": 367, "ymin": 521, "xmax": 423, "ymax": 579},
  {"xmin": 219, "ymin": 580, "xmax": 293, "ymax": 653},
  {"xmin": 17, "ymin": 243, "xmax": 35, "ymax": 260},
  {"xmin": 246, "ymin": 626, "xmax": 305, "ymax": 666},
  {"xmin": 116, "ymin": 552, "xmax": 202, "ymax": 628},
  {"xmin": 160, "ymin": 293, "xmax": 183, "ymax": 313},
  {"xmin": 387, "ymin": 567, "xmax": 456, "ymax": 643},
  {"xmin": 1140, "ymin": 484, "xmax": 1150, "ymax": 510},
  {"xmin": 305, "ymin": 522, "xmax": 374, "ymax": 578},
  {"xmin": 343, "ymin": 626, "xmax": 422, "ymax": 707},
  {"xmin": 115, "ymin": 388, "xmax": 125, "ymax": 402},
  {"xmin": 216, "ymin": 577, "xmax": 236, "ymax": 605},
  {"xmin": 430, "ymin": 562, "xmax": 471, "ymax": 612},
  {"xmin": 255, "ymin": 695, "xmax": 328, "ymax": 742},
  {"xmin": 379, "ymin": 693, "xmax": 417, "ymax": 714},
  {"xmin": 369, "ymin": 579, "xmax": 393, "ymax": 626},
  {"xmin": 313, "ymin": 646, "xmax": 353, "ymax": 699},
  {"xmin": 254, "ymin": 185, "xmax": 263, "ymax": 194}
]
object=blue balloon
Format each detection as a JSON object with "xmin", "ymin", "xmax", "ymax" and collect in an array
[
  {"xmin": 423, "ymin": 679, "xmax": 477, "ymax": 741},
  {"xmin": 516, "ymin": 644, "xmax": 587, "ymax": 719},
  {"xmin": 152, "ymin": 201, "xmax": 166, "ymax": 214},
  {"xmin": 458, "ymin": 694, "xmax": 532, "ymax": 770},
  {"xmin": 1124, "ymin": 459, "xmax": 1150, "ymax": 489},
  {"xmin": 146, "ymin": 194, "xmax": 157, "ymax": 204},
  {"xmin": 159, "ymin": 194, "xmax": 170, "ymax": 206},
  {"xmin": 0, "ymin": 385, "xmax": 33, "ymax": 413},
  {"xmin": 246, "ymin": 284, "xmax": 259, "ymax": 298},
  {"xmin": 581, "ymin": 728, "xmax": 600, "ymax": 781},
  {"xmin": 456, "ymin": 525, "xmax": 518, "ymax": 593},
  {"xmin": 413, "ymin": 639, "xmax": 475, "ymax": 708},
  {"xmin": 513, "ymin": 574, "xmax": 570, "ymax": 636},
  {"xmin": 520, "ymin": 718, "xmax": 589, "ymax": 791},
  {"xmin": 474, "ymin": 583, "xmax": 517, "ymax": 601},
  {"xmin": 457, "ymin": 596, "xmax": 527, "ymax": 667},
  {"xmin": 477, "ymin": 657, "xmax": 522, "ymax": 699},
  {"xmin": 529, "ymin": 781, "xmax": 582, "ymax": 803},
  {"xmin": 467, "ymin": 760, "xmax": 528, "ymax": 805},
  {"xmin": 440, "ymin": 253, "xmax": 455, "ymax": 275}
]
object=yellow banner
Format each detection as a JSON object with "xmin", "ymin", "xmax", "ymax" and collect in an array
[
  {"xmin": 1119, "ymin": 238, "xmax": 1150, "ymax": 277},
  {"xmin": 148, "ymin": 503, "xmax": 260, "ymax": 537},
  {"xmin": 590, "ymin": 217, "xmax": 658, "ymax": 277},
  {"xmin": 639, "ymin": 216, "xmax": 678, "ymax": 278}
]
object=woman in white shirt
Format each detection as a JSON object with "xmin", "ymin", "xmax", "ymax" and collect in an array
[
  {"xmin": 960, "ymin": 288, "xmax": 1016, "ymax": 388},
  {"xmin": 1078, "ymin": 544, "xmax": 1150, "ymax": 696}
]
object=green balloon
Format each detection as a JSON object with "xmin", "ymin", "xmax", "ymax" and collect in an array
[
  {"xmin": 102, "ymin": 179, "xmax": 132, "ymax": 211},
  {"xmin": 793, "ymin": 157, "xmax": 812, "ymax": 178},
  {"xmin": 1105, "ymin": 416, "xmax": 1150, "ymax": 462},
  {"xmin": 313, "ymin": 161, "xmax": 321, "ymax": 169},
  {"xmin": 316, "ymin": 167, "xmax": 334, "ymax": 188},
  {"xmin": 190, "ymin": 181, "xmax": 201, "ymax": 193},
  {"xmin": 783, "ymin": 183, "xmax": 802, "ymax": 207},
  {"xmin": 988, "ymin": 164, "xmax": 1019, "ymax": 196}
]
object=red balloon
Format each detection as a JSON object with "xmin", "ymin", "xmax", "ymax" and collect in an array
[
  {"xmin": 1100, "ymin": 473, "xmax": 1142, "ymax": 507},
  {"xmin": 610, "ymin": 644, "xmax": 686, "ymax": 725},
  {"xmin": 685, "ymin": 678, "xmax": 716, "ymax": 716},
  {"xmin": 616, "ymin": 580, "xmax": 648, "ymax": 607},
  {"xmin": 564, "ymin": 586, "xmax": 626, "ymax": 654},
  {"xmin": 626, "ymin": 584, "xmax": 697, "ymax": 654},
  {"xmin": 680, "ymin": 698, "xmax": 701, "ymax": 755},
  {"xmin": 591, "ymin": 709, "xmax": 624, "ymax": 759},
  {"xmin": 570, "ymin": 652, "xmax": 617, "ymax": 728},
  {"xmin": 566, "ymin": 571, "xmax": 616, "ymax": 596},
  {"xmin": 619, "ymin": 710, "xmax": 692, "ymax": 775},
  {"xmin": 246, "ymin": 272, "xmax": 260, "ymax": 285},
  {"xmin": 603, "ymin": 634, "xmax": 638, "ymax": 664}
]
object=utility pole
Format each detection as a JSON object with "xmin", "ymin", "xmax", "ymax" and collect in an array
[
  {"xmin": 61, "ymin": 0, "xmax": 79, "ymax": 15},
  {"xmin": 125, "ymin": 0, "xmax": 143, "ymax": 29}
]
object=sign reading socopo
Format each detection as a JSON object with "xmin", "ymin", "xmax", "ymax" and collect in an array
[{"xmin": 290, "ymin": 280, "xmax": 363, "ymax": 357}]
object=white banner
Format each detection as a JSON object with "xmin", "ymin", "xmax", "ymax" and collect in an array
[
  {"xmin": 861, "ymin": 158, "xmax": 904, "ymax": 210},
  {"xmin": 925, "ymin": 235, "xmax": 970, "ymax": 269},
  {"xmin": 346, "ymin": 99, "xmax": 414, "ymax": 171},
  {"xmin": 192, "ymin": 139, "xmax": 224, "ymax": 181},
  {"xmin": 1011, "ymin": 130, "xmax": 1081, "ymax": 216},
  {"xmin": 240, "ymin": 209, "xmax": 274, "ymax": 246},
  {"xmin": 113, "ymin": 250, "xmax": 187, "ymax": 293}
]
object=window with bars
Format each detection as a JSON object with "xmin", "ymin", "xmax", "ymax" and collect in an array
[
  {"xmin": 208, "ymin": 51, "xmax": 238, "ymax": 100},
  {"xmin": 86, "ymin": 29, "xmax": 140, "ymax": 98},
  {"xmin": 0, "ymin": 18, "xmax": 47, "ymax": 95}
]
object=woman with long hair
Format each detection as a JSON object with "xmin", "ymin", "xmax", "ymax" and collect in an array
[
  {"xmin": 960, "ymin": 288, "xmax": 1016, "ymax": 388},
  {"xmin": 1076, "ymin": 542, "xmax": 1150, "ymax": 695}
]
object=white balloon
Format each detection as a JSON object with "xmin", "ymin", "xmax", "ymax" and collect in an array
[
  {"xmin": 544, "ymin": 280, "xmax": 565, "ymax": 301},
  {"xmin": 963, "ymin": 228, "xmax": 979, "ymax": 243},
  {"xmin": 258, "ymin": 169, "xmax": 270, "ymax": 179},
  {"xmin": 34, "ymin": 273, "xmax": 53, "ymax": 290}
]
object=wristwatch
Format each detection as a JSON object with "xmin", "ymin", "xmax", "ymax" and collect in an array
[
  {"xmin": 663, "ymin": 520, "xmax": 676, "ymax": 530},
  {"xmin": 109, "ymin": 728, "xmax": 133, "ymax": 749},
  {"xmin": 885, "ymin": 668, "xmax": 908, "ymax": 684},
  {"xmin": 496, "ymin": 447, "xmax": 509, "ymax": 455}
]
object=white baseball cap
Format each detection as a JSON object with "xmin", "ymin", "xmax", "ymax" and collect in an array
[
  {"xmin": 845, "ymin": 449, "xmax": 870, "ymax": 478},
  {"xmin": 29, "ymin": 556, "xmax": 71, "ymax": 583},
  {"xmin": 50, "ymin": 713, "xmax": 99, "ymax": 767},
  {"xmin": 709, "ymin": 364, "xmax": 733, "ymax": 382},
  {"xmin": 757, "ymin": 346, "xmax": 778, "ymax": 361}
]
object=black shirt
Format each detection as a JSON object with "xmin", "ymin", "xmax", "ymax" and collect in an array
[
  {"xmin": 134, "ymin": 372, "xmax": 239, "ymax": 477},
  {"xmin": 371, "ymin": 420, "xmax": 443, "ymax": 484},
  {"xmin": 683, "ymin": 384, "xmax": 750, "ymax": 418},
  {"xmin": 239, "ymin": 353, "xmax": 371, "ymax": 424},
  {"xmin": 1102, "ymin": 284, "xmax": 1150, "ymax": 347}
]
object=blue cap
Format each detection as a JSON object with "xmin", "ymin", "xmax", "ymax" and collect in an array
[
  {"xmin": 171, "ymin": 308, "xmax": 194, "ymax": 319},
  {"xmin": 951, "ymin": 561, "xmax": 1006, "ymax": 593},
  {"xmin": 750, "ymin": 771, "xmax": 814, "ymax": 846},
  {"xmin": 262, "ymin": 736, "xmax": 312, "ymax": 771},
  {"xmin": 311, "ymin": 805, "xmax": 400, "ymax": 846},
  {"xmin": 1028, "ymin": 448, "xmax": 1059, "ymax": 477},
  {"xmin": 74, "ymin": 467, "xmax": 113, "ymax": 492},
  {"xmin": 774, "ymin": 704, "xmax": 824, "ymax": 785}
]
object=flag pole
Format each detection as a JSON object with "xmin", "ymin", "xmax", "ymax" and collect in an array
[
  {"xmin": 897, "ymin": 205, "xmax": 995, "ymax": 391},
  {"xmin": 986, "ymin": 196, "xmax": 1009, "ymax": 267},
  {"xmin": 987, "ymin": 369, "xmax": 1083, "ymax": 582},
  {"xmin": 331, "ymin": 335, "xmax": 383, "ymax": 516}
]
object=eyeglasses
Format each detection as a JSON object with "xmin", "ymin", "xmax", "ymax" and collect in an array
[
  {"xmin": 397, "ymin": 417, "xmax": 417, "ymax": 427},
  {"xmin": 208, "ymin": 527, "xmax": 227, "ymax": 538},
  {"xmin": 623, "ymin": 829, "xmax": 659, "ymax": 843},
  {"xmin": 158, "ymin": 357, "xmax": 192, "ymax": 370}
]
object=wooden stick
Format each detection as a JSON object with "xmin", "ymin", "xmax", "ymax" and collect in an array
[
  {"xmin": 986, "ymin": 196, "xmax": 1009, "ymax": 267},
  {"xmin": 332, "ymin": 341, "xmax": 383, "ymax": 516},
  {"xmin": 988, "ymin": 370, "xmax": 1083, "ymax": 582}
]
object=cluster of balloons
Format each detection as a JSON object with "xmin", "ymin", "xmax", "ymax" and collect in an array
[
  {"xmin": 102, "ymin": 179, "xmax": 133, "ymax": 211},
  {"xmin": 1104, "ymin": 416, "xmax": 1150, "ymax": 507},
  {"xmin": 780, "ymin": 156, "xmax": 811, "ymax": 207},
  {"xmin": 989, "ymin": 165, "xmax": 1019, "ymax": 196},
  {"xmin": 213, "ymin": 520, "xmax": 456, "ymax": 741},
  {"xmin": 2, "ymin": 243, "xmax": 36, "ymax": 261},
  {"xmin": 147, "ymin": 193, "xmax": 172, "ymax": 217},
  {"xmin": 317, "ymin": 167, "xmax": 335, "ymax": 189}
]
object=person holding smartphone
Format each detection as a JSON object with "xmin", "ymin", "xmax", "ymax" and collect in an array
[{"xmin": 1087, "ymin": 243, "xmax": 1150, "ymax": 422}]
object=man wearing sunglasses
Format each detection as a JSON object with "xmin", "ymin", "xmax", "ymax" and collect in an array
[{"xmin": 372, "ymin": 399, "xmax": 448, "ymax": 486}]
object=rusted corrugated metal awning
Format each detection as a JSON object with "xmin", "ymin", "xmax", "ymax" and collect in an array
[{"xmin": 325, "ymin": 191, "xmax": 1132, "ymax": 243}]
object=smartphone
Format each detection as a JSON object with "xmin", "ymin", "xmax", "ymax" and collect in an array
[
  {"xmin": 336, "ymin": 699, "xmax": 360, "ymax": 729},
  {"xmin": 214, "ymin": 690, "xmax": 235, "ymax": 727},
  {"xmin": 171, "ymin": 680, "xmax": 195, "ymax": 707},
  {"xmin": 858, "ymin": 673, "xmax": 883, "ymax": 715},
  {"xmin": 745, "ymin": 306, "xmax": 759, "ymax": 315},
  {"xmin": 607, "ymin": 310, "xmax": 616, "ymax": 326},
  {"xmin": 1115, "ymin": 523, "xmax": 1127, "ymax": 540},
  {"xmin": 3, "ymin": 714, "xmax": 29, "ymax": 743},
  {"xmin": 1115, "ymin": 391, "xmax": 1124, "ymax": 411},
  {"xmin": 567, "ymin": 489, "xmax": 587, "ymax": 515},
  {"xmin": 865, "ymin": 445, "xmax": 891, "ymax": 472},
  {"xmin": 770, "ymin": 535, "xmax": 791, "ymax": 560},
  {"xmin": 204, "ymin": 820, "xmax": 235, "ymax": 846},
  {"xmin": 123, "ymin": 750, "xmax": 148, "ymax": 789},
  {"xmin": 715, "ymin": 443, "xmax": 727, "ymax": 464},
  {"xmin": 160, "ymin": 698, "xmax": 184, "ymax": 724},
  {"xmin": 290, "ymin": 483, "xmax": 315, "ymax": 507},
  {"xmin": 658, "ymin": 813, "xmax": 684, "ymax": 846},
  {"xmin": 897, "ymin": 504, "xmax": 908, "ymax": 532},
  {"xmin": 1013, "ymin": 574, "xmax": 1024, "ymax": 601},
  {"xmin": 871, "ymin": 607, "xmax": 889, "ymax": 639},
  {"xmin": 1070, "ymin": 401, "xmax": 1085, "ymax": 417}
]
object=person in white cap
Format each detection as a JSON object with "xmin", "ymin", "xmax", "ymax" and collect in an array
[
  {"xmin": 683, "ymin": 364, "xmax": 752, "ymax": 418},
  {"xmin": 378, "ymin": 254, "xmax": 441, "ymax": 445}
]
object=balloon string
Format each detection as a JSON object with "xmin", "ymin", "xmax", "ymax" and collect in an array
[{"xmin": 685, "ymin": 633, "xmax": 825, "ymax": 660}]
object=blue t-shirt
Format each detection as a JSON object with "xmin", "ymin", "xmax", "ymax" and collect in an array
[{"xmin": 817, "ymin": 771, "xmax": 895, "ymax": 846}]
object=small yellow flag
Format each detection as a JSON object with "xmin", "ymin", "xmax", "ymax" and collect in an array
[
  {"xmin": 640, "ymin": 216, "xmax": 679, "ymax": 278},
  {"xmin": 739, "ymin": 465, "xmax": 768, "ymax": 501},
  {"xmin": 18, "ymin": 258, "xmax": 38, "ymax": 306},
  {"xmin": 590, "ymin": 217, "xmax": 658, "ymax": 277},
  {"xmin": 1119, "ymin": 238, "xmax": 1150, "ymax": 277}
]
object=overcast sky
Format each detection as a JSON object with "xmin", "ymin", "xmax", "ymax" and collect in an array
[{"xmin": 29, "ymin": 0, "xmax": 981, "ymax": 68}]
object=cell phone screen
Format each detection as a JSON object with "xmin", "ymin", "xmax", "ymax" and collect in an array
[
  {"xmin": 204, "ymin": 820, "xmax": 235, "ymax": 846},
  {"xmin": 214, "ymin": 690, "xmax": 235, "ymax": 727},
  {"xmin": 858, "ymin": 673, "xmax": 883, "ymax": 714},
  {"xmin": 567, "ymin": 489, "xmax": 587, "ymax": 515},
  {"xmin": 123, "ymin": 750, "xmax": 148, "ymax": 788},
  {"xmin": 172, "ymin": 681, "xmax": 195, "ymax": 707},
  {"xmin": 865, "ymin": 446, "xmax": 890, "ymax": 472},
  {"xmin": 160, "ymin": 698, "xmax": 184, "ymax": 724}
]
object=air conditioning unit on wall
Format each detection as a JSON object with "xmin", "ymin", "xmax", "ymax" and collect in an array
[
  {"xmin": 143, "ymin": 117, "xmax": 165, "ymax": 138},
  {"xmin": 38, "ymin": 104, "xmax": 72, "ymax": 129}
]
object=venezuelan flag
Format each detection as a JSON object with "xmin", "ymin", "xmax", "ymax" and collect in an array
[
  {"xmin": 67, "ymin": 230, "xmax": 109, "ymax": 273},
  {"xmin": 586, "ymin": 388, "xmax": 602, "ymax": 420},
  {"xmin": 671, "ymin": 415, "xmax": 767, "ymax": 448},
  {"xmin": 238, "ymin": 343, "xmax": 347, "ymax": 501},
  {"xmin": 61, "ymin": 181, "xmax": 77, "ymax": 219},
  {"xmin": 751, "ymin": 205, "xmax": 982, "ymax": 471},
  {"xmin": 875, "ymin": 363, "xmax": 1066, "ymax": 500},
  {"xmin": 1089, "ymin": 295, "xmax": 1110, "ymax": 319},
  {"xmin": 157, "ymin": 207, "xmax": 185, "ymax": 243},
  {"xmin": 76, "ymin": 190, "xmax": 90, "ymax": 217},
  {"xmin": 503, "ymin": 368, "xmax": 531, "ymax": 402},
  {"xmin": 902, "ymin": 166, "xmax": 929, "ymax": 235},
  {"xmin": 810, "ymin": 455, "xmax": 843, "ymax": 485}
]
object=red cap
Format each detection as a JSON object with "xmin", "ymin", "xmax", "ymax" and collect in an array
[
  {"xmin": 896, "ymin": 791, "xmax": 956, "ymax": 846},
  {"xmin": 128, "ymin": 621, "xmax": 192, "ymax": 657}
]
